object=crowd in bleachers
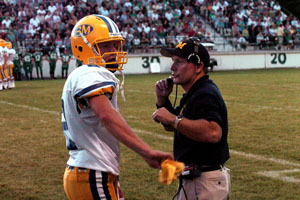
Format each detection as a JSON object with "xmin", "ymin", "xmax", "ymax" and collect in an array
[
  {"xmin": 0, "ymin": 0, "xmax": 299, "ymax": 54},
  {"xmin": 196, "ymin": 0, "xmax": 300, "ymax": 50}
]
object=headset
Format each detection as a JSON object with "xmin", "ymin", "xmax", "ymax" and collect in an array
[{"xmin": 186, "ymin": 37, "xmax": 202, "ymax": 65}]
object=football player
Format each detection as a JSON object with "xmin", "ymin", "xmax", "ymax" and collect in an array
[
  {"xmin": 6, "ymin": 41, "xmax": 16, "ymax": 88},
  {"xmin": 62, "ymin": 15, "xmax": 173, "ymax": 200},
  {"xmin": 60, "ymin": 48, "xmax": 71, "ymax": 79},
  {"xmin": 0, "ymin": 39, "xmax": 8, "ymax": 89},
  {"xmin": 47, "ymin": 45, "xmax": 58, "ymax": 79},
  {"xmin": 13, "ymin": 50, "xmax": 22, "ymax": 81},
  {"xmin": 22, "ymin": 49, "xmax": 34, "ymax": 80},
  {"xmin": 33, "ymin": 47, "xmax": 44, "ymax": 79},
  {"xmin": 0, "ymin": 45, "xmax": 4, "ymax": 90}
]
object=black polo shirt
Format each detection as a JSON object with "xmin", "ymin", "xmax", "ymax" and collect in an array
[{"xmin": 160, "ymin": 75, "xmax": 229, "ymax": 165}]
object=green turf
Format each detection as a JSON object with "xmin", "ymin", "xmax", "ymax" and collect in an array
[{"xmin": 0, "ymin": 68, "xmax": 300, "ymax": 199}]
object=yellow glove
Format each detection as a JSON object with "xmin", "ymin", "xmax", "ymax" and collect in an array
[{"xmin": 159, "ymin": 159, "xmax": 185, "ymax": 185}]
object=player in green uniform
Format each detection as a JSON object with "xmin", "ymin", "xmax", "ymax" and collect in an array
[
  {"xmin": 76, "ymin": 58, "xmax": 83, "ymax": 67},
  {"xmin": 48, "ymin": 46, "xmax": 58, "ymax": 79},
  {"xmin": 23, "ymin": 50, "xmax": 34, "ymax": 80},
  {"xmin": 61, "ymin": 48, "xmax": 71, "ymax": 79},
  {"xmin": 33, "ymin": 49, "xmax": 44, "ymax": 79},
  {"xmin": 13, "ymin": 52, "xmax": 22, "ymax": 81}
]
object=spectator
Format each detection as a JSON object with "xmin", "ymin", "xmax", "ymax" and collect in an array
[
  {"xmin": 37, "ymin": 5, "xmax": 46, "ymax": 15},
  {"xmin": 29, "ymin": 15, "xmax": 40, "ymax": 30},
  {"xmin": 100, "ymin": 6, "xmax": 110, "ymax": 16},
  {"xmin": 45, "ymin": 11, "xmax": 52, "ymax": 22},
  {"xmin": 277, "ymin": 23, "xmax": 284, "ymax": 49},
  {"xmin": 124, "ymin": 0, "xmax": 132, "ymax": 10},
  {"xmin": 256, "ymin": 31, "xmax": 265, "ymax": 49},
  {"xmin": 6, "ymin": 29, "xmax": 15, "ymax": 45},
  {"xmin": 2, "ymin": 14, "xmax": 12, "ymax": 29},
  {"xmin": 48, "ymin": 2, "xmax": 57, "ymax": 14},
  {"xmin": 150, "ymin": 35, "xmax": 158, "ymax": 47},
  {"xmin": 66, "ymin": 1, "xmax": 74, "ymax": 14},
  {"xmin": 273, "ymin": 2, "xmax": 281, "ymax": 11},
  {"xmin": 237, "ymin": 33, "xmax": 248, "ymax": 50},
  {"xmin": 52, "ymin": 11, "xmax": 61, "ymax": 23},
  {"xmin": 36, "ymin": 12, "xmax": 45, "ymax": 24},
  {"xmin": 17, "ymin": 6, "xmax": 26, "ymax": 18},
  {"xmin": 165, "ymin": 9, "xmax": 173, "ymax": 21},
  {"xmin": 24, "ymin": 22, "xmax": 36, "ymax": 36}
]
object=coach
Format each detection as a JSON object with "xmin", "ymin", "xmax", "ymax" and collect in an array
[{"xmin": 152, "ymin": 37, "xmax": 230, "ymax": 200}]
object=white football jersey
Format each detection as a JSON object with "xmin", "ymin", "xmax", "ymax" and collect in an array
[
  {"xmin": 7, "ymin": 49, "xmax": 16, "ymax": 64},
  {"xmin": 61, "ymin": 65, "xmax": 121, "ymax": 175},
  {"xmin": 0, "ymin": 47, "xmax": 4, "ymax": 66}
]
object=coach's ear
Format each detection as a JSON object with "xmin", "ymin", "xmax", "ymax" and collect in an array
[{"xmin": 195, "ymin": 62, "xmax": 204, "ymax": 74}]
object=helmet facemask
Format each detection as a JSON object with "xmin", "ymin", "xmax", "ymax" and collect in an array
[{"xmin": 89, "ymin": 39, "xmax": 128, "ymax": 72}]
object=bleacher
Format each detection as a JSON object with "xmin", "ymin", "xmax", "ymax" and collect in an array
[{"xmin": 0, "ymin": 0, "xmax": 299, "ymax": 54}]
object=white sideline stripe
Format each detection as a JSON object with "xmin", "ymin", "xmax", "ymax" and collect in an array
[
  {"xmin": 0, "ymin": 100, "xmax": 60, "ymax": 115},
  {"xmin": 133, "ymin": 128, "xmax": 300, "ymax": 168},
  {"xmin": 226, "ymin": 102, "xmax": 300, "ymax": 112},
  {"xmin": 1, "ymin": 100, "xmax": 299, "ymax": 168},
  {"xmin": 229, "ymin": 150, "xmax": 300, "ymax": 168},
  {"xmin": 256, "ymin": 169, "xmax": 300, "ymax": 183}
]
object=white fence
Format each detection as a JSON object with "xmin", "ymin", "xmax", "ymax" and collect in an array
[{"xmin": 31, "ymin": 51, "xmax": 300, "ymax": 78}]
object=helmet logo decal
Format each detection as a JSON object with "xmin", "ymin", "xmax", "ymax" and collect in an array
[{"xmin": 75, "ymin": 24, "xmax": 94, "ymax": 37}]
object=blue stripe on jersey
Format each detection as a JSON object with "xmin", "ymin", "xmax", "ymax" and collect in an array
[
  {"xmin": 76, "ymin": 82, "xmax": 116, "ymax": 98},
  {"xmin": 62, "ymin": 122, "xmax": 68, "ymax": 131},
  {"xmin": 95, "ymin": 15, "xmax": 113, "ymax": 33},
  {"xmin": 87, "ymin": 65, "xmax": 100, "ymax": 68},
  {"xmin": 101, "ymin": 172, "xmax": 112, "ymax": 200},
  {"xmin": 67, "ymin": 139, "xmax": 78, "ymax": 150},
  {"xmin": 89, "ymin": 170, "xmax": 100, "ymax": 200}
]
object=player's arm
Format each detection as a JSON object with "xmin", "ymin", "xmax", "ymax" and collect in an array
[{"xmin": 88, "ymin": 95, "xmax": 173, "ymax": 168}]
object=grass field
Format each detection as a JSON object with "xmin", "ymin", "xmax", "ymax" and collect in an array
[{"xmin": 1, "ymin": 68, "xmax": 300, "ymax": 200}]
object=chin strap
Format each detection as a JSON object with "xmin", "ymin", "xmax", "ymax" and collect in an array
[{"xmin": 119, "ymin": 70, "xmax": 126, "ymax": 102}]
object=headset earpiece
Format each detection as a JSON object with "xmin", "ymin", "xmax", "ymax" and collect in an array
[{"xmin": 187, "ymin": 53, "xmax": 201, "ymax": 65}]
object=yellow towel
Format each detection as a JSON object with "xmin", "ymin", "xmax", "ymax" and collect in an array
[{"xmin": 159, "ymin": 160, "xmax": 185, "ymax": 185}]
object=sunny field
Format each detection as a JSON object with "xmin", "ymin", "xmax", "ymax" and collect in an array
[{"xmin": 0, "ymin": 68, "xmax": 300, "ymax": 200}]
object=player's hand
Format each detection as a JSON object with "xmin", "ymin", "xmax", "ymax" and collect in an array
[{"xmin": 143, "ymin": 150, "xmax": 174, "ymax": 169}]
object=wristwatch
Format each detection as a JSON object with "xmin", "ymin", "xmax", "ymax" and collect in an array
[{"xmin": 174, "ymin": 116, "xmax": 183, "ymax": 129}]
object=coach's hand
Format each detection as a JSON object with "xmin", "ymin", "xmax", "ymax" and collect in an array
[
  {"xmin": 155, "ymin": 78, "xmax": 173, "ymax": 106},
  {"xmin": 152, "ymin": 107, "xmax": 176, "ymax": 125}
]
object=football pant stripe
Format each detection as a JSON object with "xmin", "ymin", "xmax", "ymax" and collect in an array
[{"xmin": 89, "ymin": 170, "xmax": 101, "ymax": 200}]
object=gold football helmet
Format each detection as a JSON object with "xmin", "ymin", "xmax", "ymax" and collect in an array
[
  {"xmin": 71, "ymin": 15, "xmax": 128, "ymax": 71},
  {"xmin": 5, "ymin": 41, "xmax": 12, "ymax": 49},
  {"xmin": 0, "ymin": 39, "xmax": 6, "ymax": 47}
]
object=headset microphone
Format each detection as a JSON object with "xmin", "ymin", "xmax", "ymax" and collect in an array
[
  {"xmin": 167, "ymin": 77, "xmax": 173, "ymax": 84},
  {"xmin": 166, "ymin": 77, "xmax": 178, "ymax": 108}
]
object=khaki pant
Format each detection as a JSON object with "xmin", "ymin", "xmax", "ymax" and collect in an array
[{"xmin": 177, "ymin": 166, "xmax": 230, "ymax": 200}]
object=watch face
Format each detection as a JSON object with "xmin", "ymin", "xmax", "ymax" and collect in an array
[{"xmin": 174, "ymin": 116, "xmax": 183, "ymax": 129}]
